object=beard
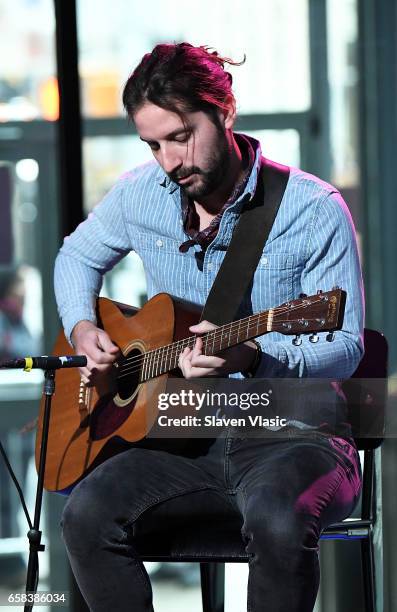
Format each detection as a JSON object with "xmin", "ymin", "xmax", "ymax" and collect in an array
[{"xmin": 167, "ymin": 127, "xmax": 231, "ymax": 200}]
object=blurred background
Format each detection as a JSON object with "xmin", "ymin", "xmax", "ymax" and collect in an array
[{"xmin": 0, "ymin": 0, "xmax": 396, "ymax": 610}]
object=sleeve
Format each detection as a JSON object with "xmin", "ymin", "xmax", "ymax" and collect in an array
[
  {"xmin": 255, "ymin": 190, "xmax": 365, "ymax": 378},
  {"xmin": 54, "ymin": 179, "xmax": 133, "ymax": 343}
]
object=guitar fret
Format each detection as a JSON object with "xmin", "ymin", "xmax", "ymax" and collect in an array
[
  {"xmin": 267, "ymin": 309, "xmax": 274, "ymax": 331},
  {"xmin": 149, "ymin": 351, "xmax": 155, "ymax": 380},
  {"xmin": 143, "ymin": 352, "xmax": 148, "ymax": 381},
  {"xmin": 170, "ymin": 343, "xmax": 177, "ymax": 371},
  {"xmin": 145, "ymin": 352, "xmax": 150, "ymax": 381},
  {"xmin": 174, "ymin": 344, "xmax": 180, "ymax": 369},
  {"xmin": 162, "ymin": 346, "xmax": 168, "ymax": 375},
  {"xmin": 167, "ymin": 344, "xmax": 174, "ymax": 372},
  {"xmin": 172, "ymin": 342, "xmax": 179, "ymax": 370},
  {"xmin": 154, "ymin": 349, "xmax": 159, "ymax": 378},
  {"xmin": 155, "ymin": 349, "xmax": 161, "ymax": 378},
  {"xmin": 175, "ymin": 342, "xmax": 181, "ymax": 369},
  {"xmin": 162, "ymin": 346, "xmax": 167, "ymax": 376},
  {"xmin": 211, "ymin": 330, "xmax": 215, "ymax": 355},
  {"xmin": 148, "ymin": 352, "xmax": 153, "ymax": 379},
  {"xmin": 237, "ymin": 318, "xmax": 241, "ymax": 346}
]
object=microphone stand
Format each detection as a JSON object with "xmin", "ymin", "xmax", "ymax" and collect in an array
[
  {"xmin": 0, "ymin": 355, "xmax": 86, "ymax": 610},
  {"xmin": 24, "ymin": 368, "xmax": 55, "ymax": 612}
]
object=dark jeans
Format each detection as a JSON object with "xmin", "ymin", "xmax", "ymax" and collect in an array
[{"xmin": 61, "ymin": 432, "xmax": 362, "ymax": 612}]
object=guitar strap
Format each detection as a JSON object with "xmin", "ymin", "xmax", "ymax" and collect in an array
[{"xmin": 200, "ymin": 157, "xmax": 290, "ymax": 325}]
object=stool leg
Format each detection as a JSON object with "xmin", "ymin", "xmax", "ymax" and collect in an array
[
  {"xmin": 361, "ymin": 536, "xmax": 376, "ymax": 612},
  {"xmin": 200, "ymin": 562, "xmax": 225, "ymax": 612}
]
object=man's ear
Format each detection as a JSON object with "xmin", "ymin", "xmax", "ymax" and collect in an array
[{"xmin": 219, "ymin": 94, "xmax": 237, "ymax": 130}]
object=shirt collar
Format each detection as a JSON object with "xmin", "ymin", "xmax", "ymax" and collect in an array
[{"xmin": 240, "ymin": 134, "xmax": 263, "ymax": 201}]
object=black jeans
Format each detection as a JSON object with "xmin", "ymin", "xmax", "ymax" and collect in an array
[{"xmin": 61, "ymin": 432, "xmax": 362, "ymax": 612}]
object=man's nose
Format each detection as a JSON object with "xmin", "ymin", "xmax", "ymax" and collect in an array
[{"xmin": 159, "ymin": 144, "xmax": 183, "ymax": 175}]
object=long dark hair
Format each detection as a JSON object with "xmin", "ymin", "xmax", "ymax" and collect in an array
[{"xmin": 122, "ymin": 42, "xmax": 244, "ymax": 122}]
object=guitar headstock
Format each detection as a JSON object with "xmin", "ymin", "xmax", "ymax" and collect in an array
[{"xmin": 271, "ymin": 288, "xmax": 346, "ymax": 343}]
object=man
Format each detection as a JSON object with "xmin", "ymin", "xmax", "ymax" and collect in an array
[{"xmin": 56, "ymin": 43, "xmax": 364, "ymax": 611}]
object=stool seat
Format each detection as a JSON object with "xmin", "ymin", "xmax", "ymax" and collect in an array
[{"xmin": 136, "ymin": 517, "xmax": 373, "ymax": 563}]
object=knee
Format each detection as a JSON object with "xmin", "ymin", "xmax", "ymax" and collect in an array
[
  {"xmin": 61, "ymin": 478, "xmax": 110, "ymax": 556},
  {"xmin": 242, "ymin": 505, "xmax": 319, "ymax": 559}
]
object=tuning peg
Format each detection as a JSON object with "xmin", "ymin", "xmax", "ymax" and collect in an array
[
  {"xmin": 332, "ymin": 285, "xmax": 340, "ymax": 290},
  {"xmin": 299, "ymin": 293, "xmax": 307, "ymax": 299},
  {"xmin": 326, "ymin": 332, "xmax": 335, "ymax": 342},
  {"xmin": 309, "ymin": 333, "xmax": 319, "ymax": 343},
  {"xmin": 292, "ymin": 335, "xmax": 302, "ymax": 346},
  {"xmin": 317, "ymin": 289, "xmax": 323, "ymax": 295}
]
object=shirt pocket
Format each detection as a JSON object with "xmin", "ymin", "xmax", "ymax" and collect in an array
[
  {"xmin": 134, "ymin": 232, "xmax": 182, "ymax": 254},
  {"xmin": 252, "ymin": 252, "xmax": 296, "ymax": 312},
  {"xmin": 133, "ymin": 232, "xmax": 187, "ymax": 296}
]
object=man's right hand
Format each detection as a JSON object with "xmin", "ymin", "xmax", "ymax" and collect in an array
[{"xmin": 71, "ymin": 320, "xmax": 120, "ymax": 385}]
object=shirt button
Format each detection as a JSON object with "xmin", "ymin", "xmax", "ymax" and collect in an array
[
  {"xmin": 261, "ymin": 257, "xmax": 268, "ymax": 266},
  {"xmin": 156, "ymin": 239, "xmax": 163, "ymax": 247},
  {"xmin": 207, "ymin": 262, "xmax": 213, "ymax": 271}
]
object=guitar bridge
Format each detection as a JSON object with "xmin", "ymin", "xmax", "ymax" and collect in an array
[{"xmin": 78, "ymin": 379, "xmax": 90, "ymax": 419}]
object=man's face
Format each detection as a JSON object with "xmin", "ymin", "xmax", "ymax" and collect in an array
[{"xmin": 133, "ymin": 102, "xmax": 232, "ymax": 199}]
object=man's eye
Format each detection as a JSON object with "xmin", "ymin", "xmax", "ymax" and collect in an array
[{"xmin": 174, "ymin": 132, "xmax": 191, "ymax": 143}]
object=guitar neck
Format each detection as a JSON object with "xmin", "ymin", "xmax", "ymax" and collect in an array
[
  {"xmin": 139, "ymin": 288, "xmax": 345, "ymax": 382},
  {"xmin": 141, "ymin": 310, "xmax": 271, "ymax": 382}
]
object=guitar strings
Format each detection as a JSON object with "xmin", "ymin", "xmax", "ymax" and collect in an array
[
  {"xmin": 116, "ymin": 300, "xmax": 329, "ymax": 380},
  {"xmin": 116, "ymin": 317, "xmax": 328, "ymax": 381},
  {"xmin": 117, "ymin": 297, "xmax": 325, "ymax": 370},
  {"xmin": 116, "ymin": 297, "xmax": 327, "ymax": 371},
  {"xmin": 115, "ymin": 297, "xmax": 331, "ymax": 380},
  {"xmin": 116, "ymin": 311, "xmax": 295, "ymax": 376}
]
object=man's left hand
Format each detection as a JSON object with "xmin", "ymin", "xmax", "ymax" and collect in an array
[{"xmin": 178, "ymin": 320, "xmax": 258, "ymax": 378}]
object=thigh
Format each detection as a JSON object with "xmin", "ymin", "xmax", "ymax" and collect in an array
[
  {"xmin": 63, "ymin": 443, "xmax": 232, "ymax": 533},
  {"xmin": 230, "ymin": 436, "xmax": 361, "ymax": 531}
]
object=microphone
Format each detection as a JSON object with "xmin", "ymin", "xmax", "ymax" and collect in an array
[{"xmin": 0, "ymin": 355, "xmax": 87, "ymax": 371}]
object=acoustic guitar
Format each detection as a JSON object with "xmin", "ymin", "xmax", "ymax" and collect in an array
[{"xmin": 36, "ymin": 289, "xmax": 346, "ymax": 492}]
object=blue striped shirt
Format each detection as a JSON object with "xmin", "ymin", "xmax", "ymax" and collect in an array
[{"xmin": 54, "ymin": 136, "xmax": 364, "ymax": 379}]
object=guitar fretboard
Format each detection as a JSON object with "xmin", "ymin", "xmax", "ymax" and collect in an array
[{"xmin": 140, "ymin": 310, "xmax": 273, "ymax": 382}]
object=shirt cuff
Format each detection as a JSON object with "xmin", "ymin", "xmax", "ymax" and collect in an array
[
  {"xmin": 255, "ymin": 342, "xmax": 289, "ymax": 377},
  {"xmin": 62, "ymin": 308, "xmax": 97, "ymax": 346}
]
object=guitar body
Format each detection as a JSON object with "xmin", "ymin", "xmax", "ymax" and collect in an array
[
  {"xmin": 35, "ymin": 293, "xmax": 201, "ymax": 492},
  {"xmin": 35, "ymin": 288, "xmax": 346, "ymax": 492}
]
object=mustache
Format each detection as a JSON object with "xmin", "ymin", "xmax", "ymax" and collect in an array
[{"xmin": 168, "ymin": 167, "xmax": 202, "ymax": 182}]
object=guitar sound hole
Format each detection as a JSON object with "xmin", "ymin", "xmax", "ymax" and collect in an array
[{"xmin": 117, "ymin": 348, "xmax": 142, "ymax": 400}]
